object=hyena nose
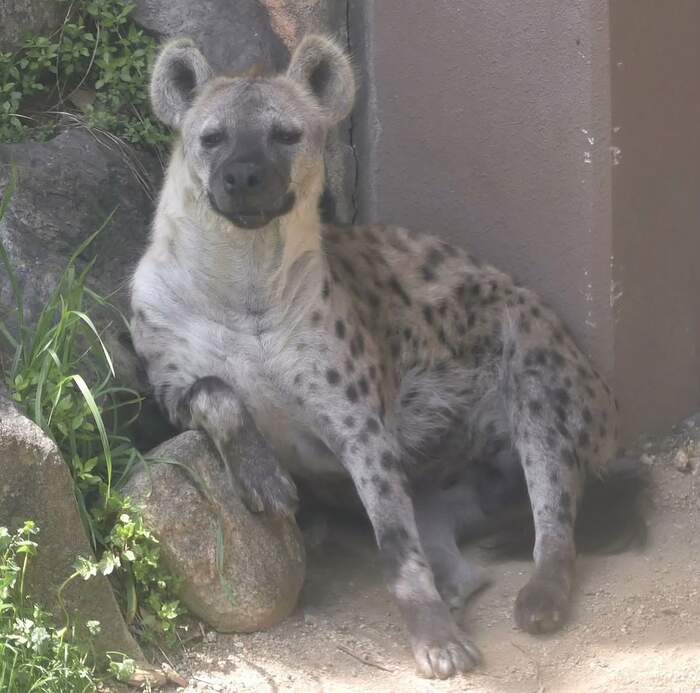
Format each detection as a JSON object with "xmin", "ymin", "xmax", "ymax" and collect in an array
[{"xmin": 222, "ymin": 162, "xmax": 266, "ymax": 193}]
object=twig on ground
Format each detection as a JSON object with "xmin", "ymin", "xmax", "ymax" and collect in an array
[
  {"xmin": 337, "ymin": 643, "xmax": 394, "ymax": 673},
  {"xmin": 511, "ymin": 641, "xmax": 546, "ymax": 693}
]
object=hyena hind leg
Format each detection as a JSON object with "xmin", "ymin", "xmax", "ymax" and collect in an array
[
  {"xmin": 511, "ymin": 426, "xmax": 584, "ymax": 634},
  {"xmin": 414, "ymin": 482, "xmax": 492, "ymax": 614}
]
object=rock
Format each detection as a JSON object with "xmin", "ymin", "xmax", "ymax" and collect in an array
[
  {"xmin": 0, "ymin": 129, "xmax": 172, "ymax": 445},
  {"xmin": 673, "ymin": 449, "xmax": 692, "ymax": 473},
  {"xmin": 0, "ymin": 128, "xmax": 158, "ymax": 324},
  {"xmin": 124, "ymin": 431, "xmax": 306, "ymax": 633},
  {"xmin": 0, "ymin": 389, "xmax": 143, "ymax": 661},
  {"xmin": 132, "ymin": 0, "xmax": 288, "ymax": 75},
  {"xmin": 0, "ymin": 0, "xmax": 64, "ymax": 52}
]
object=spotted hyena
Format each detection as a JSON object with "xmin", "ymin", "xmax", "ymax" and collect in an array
[{"xmin": 131, "ymin": 35, "xmax": 626, "ymax": 679}]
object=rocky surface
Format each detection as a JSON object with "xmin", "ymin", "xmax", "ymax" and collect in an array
[
  {"xmin": 0, "ymin": 127, "xmax": 164, "ymax": 438},
  {"xmin": 124, "ymin": 431, "xmax": 306, "ymax": 633},
  {"xmin": 0, "ymin": 128, "xmax": 157, "ymax": 324},
  {"xmin": 0, "ymin": 388, "xmax": 143, "ymax": 661},
  {"xmin": 132, "ymin": 0, "xmax": 288, "ymax": 75},
  {"xmin": 0, "ymin": 0, "xmax": 64, "ymax": 52}
]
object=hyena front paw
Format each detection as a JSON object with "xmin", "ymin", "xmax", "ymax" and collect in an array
[
  {"xmin": 514, "ymin": 574, "xmax": 570, "ymax": 634},
  {"xmin": 236, "ymin": 457, "xmax": 299, "ymax": 518},
  {"xmin": 407, "ymin": 602, "xmax": 482, "ymax": 679}
]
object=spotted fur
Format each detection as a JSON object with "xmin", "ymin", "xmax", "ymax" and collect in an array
[{"xmin": 131, "ymin": 35, "xmax": 620, "ymax": 679}]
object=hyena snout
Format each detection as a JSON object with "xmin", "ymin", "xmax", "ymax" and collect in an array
[{"xmin": 209, "ymin": 153, "xmax": 296, "ymax": 229}]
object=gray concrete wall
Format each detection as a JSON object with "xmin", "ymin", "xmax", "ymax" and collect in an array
[
  {"xmin": 610, "ymin": 0, "xmax": 700, "ymax": 439},
  {"xmin": 350, "ymin": 1, "xmax": 700, "ymax": 441}
]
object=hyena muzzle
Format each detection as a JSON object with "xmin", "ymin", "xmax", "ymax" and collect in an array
[{"xmin": 130, "ymin": 35, "xmax": 644, "ymax": 679}]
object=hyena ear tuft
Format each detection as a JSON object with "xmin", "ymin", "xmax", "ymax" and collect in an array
[
  {"xmin": 150, "ymin": 39, "xmax": 213, "ymax": 129},
  {"xmin": 287, "ymin": 35, "xmax": 355, "ymax": 124}
]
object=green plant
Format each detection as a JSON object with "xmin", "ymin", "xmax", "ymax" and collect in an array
[
  {"xmin": 0, "ymin": 522, "xmax": 98, "ymax": 692},
  {"xmin": 0, "ymin": 180, "xmax": 186, "ymax": 646},
  {"xmin": 0, "ymin": 0, "xmax": 170, "ymax": 153}
]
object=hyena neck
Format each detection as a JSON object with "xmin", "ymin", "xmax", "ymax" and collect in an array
[{"xmin": 156, "ymin": 145, "xmax": 326, "ymax": 316}]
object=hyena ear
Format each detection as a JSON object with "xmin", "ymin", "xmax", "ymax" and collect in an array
[
  {"xmin": 150, "ymin": 39, "xmax": 214, "ymax": 129},
  {"xmin": 286, "ymin": 35, "xmax": 355, "ymax": 125}
]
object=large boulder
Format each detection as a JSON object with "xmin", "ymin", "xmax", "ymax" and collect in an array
[
  {"xmin": 0, "ymin": 0, "xmax": 64, "ymax": 52},
  {"xmin": 132, "ymin": 0, "xmax": 288, "ymax": 75},
  {"xmin": 0, "ymin": 390, "xmax": 143, "ymax": 661},
  {"xmin": 0, "ymin": 128, "xmax": 158, "ymax": 324},
  {"xmin": 124, "ymin": 431, "xmax": 306, "ymax": 633},
  {"xmin": 0, "ymin": 129, "xmax": 167, "ymax": 445}
]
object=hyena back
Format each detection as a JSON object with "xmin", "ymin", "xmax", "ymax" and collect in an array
[{"xmin": 131, "ymin": 35, "xmax": 621, "ymax": 679}]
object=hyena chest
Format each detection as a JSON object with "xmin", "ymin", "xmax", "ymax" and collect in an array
[{"xmin": 185, "ymin": 312, "xmax": 344, "ymax": 480}]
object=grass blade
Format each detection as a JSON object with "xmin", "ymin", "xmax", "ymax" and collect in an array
[{"xmin": 67, "ymin": 374, "xmax": 113, "ymax": 502}]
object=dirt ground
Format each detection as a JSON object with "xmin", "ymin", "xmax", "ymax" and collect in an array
[{"xmin": 166, "ymin": 416, "xmax": 700, "ymax": 693}]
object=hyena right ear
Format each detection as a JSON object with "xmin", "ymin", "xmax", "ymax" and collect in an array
[{"xmin": 150, "ymin": 39, "xmax": 213, "ymax": 129}]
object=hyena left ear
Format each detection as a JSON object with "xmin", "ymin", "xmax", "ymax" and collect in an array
[
  {"xmin": 287, "ymin": 35, "xmax": 355, "ymax": 125},
  {"xmin": 150, "ymin": 39, "xmax": 214, "ymax": 129}
]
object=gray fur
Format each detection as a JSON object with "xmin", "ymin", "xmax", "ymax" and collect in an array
[
  {"xmin": 150, "ymin": 39, "xmax": 214, "ymax": 129},
  {"xmin": 132, "ymin": 35, "xmax": 619, "ymax": 679}
]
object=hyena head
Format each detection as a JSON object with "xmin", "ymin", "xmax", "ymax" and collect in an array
[{"xmin": 150, "ymin": 36, "xmax": 355, "ymax": 229}]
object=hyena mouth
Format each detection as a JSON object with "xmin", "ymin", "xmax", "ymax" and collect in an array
[{"xmin": 207, "ymin": 191, "xmax": 297, "ymax": 230}]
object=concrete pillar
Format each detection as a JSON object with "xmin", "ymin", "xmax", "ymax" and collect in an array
[{"xmin": 350, "ymin": 1, "xmax": 700, "ymax": 442}]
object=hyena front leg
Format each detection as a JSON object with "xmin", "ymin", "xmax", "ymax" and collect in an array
[
  {"xmin": 177, "ymin": 376, "xmax": 298, "ymax": 516},
  {"xmin": 328, "ymin": 424, "xmax": 481, "ymax": 678}
]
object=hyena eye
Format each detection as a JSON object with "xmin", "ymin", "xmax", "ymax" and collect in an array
[
  {"xmin": 270, "ymin": 126, "xmax": 303, "ymax": 146},
  {"xmin": 200, "ymin": 130, "xmax": 226, "ymax": 148}
]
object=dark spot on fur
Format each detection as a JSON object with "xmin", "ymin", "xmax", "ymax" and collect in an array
[
  {"xmin": 335, "ymin": 320, "xmax": 346, "ymax": 339},
  {"xmin": 322, "ymin": 278, "xmax": 330, "ymax": 300},
  {"xmin": 326, "ymin": 369, "xmax": 341, "ymax": 385},
  {"xmin": 340, "ymin": 258, "xmax": 356, "ymax": 277},
  {"xmin": 381, "ymin": 451, "xmax": 399, "ymax": 470},
  {"xmin": 421, "ymin": 265, "xmax": 436, "ymax": 281},
  {"xmin": 562, "ymin": 448, "xmax": 577, "ymax": 468},
  {"xmin": 366, "ymin": 417, "xmax": 380, "ymax": 434},
  {"xmin": 344, "ymin": 415, "xmax": 356, "ymax": 428},
  {"xmin": 389, "ymin": 276, "xmax": 412, "ymax": 306},
  {"xmin": 550, "ymin": 350, "xmax": 566, "ymax": 367},
  {"xmin": 358, "ymin": 376, "xmax": 369, "ymax": 396},
  {"xmin": 311, "ymin": 311, "xmax": 322, "ymax": 325},
  {"xmin": 346, "ymin": 383, "xmax": 358, "ymax": 403},
  {"xmin": 529, "ymin": 400, "xmax": 543, "ymax": 416}
]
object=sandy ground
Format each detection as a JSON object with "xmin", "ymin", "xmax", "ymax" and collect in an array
[{"xmin": 165, "ymin": 417, "xmax": 700, "ymax": 693}]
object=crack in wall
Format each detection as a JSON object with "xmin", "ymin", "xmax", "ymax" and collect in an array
[{"xmin": 344, "ymin": 0, "xmax": 360, "ymax": 223}]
